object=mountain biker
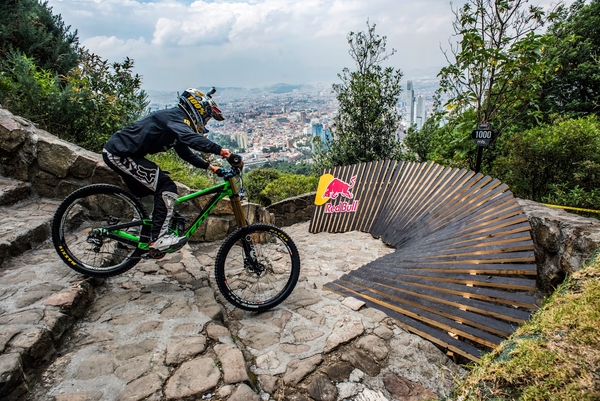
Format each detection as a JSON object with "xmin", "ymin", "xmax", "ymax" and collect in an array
[{"xmin": 102, "ymin": 88, "xmax": 240, "ymax": 255}]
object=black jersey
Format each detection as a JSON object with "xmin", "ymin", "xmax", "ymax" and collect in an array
[{"xmin": 103, "ymin": 107, "xmax": 222, "ymax": 169}]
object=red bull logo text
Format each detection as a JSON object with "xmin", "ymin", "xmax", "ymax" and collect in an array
[
  {"xmin": 315, "ymin": 174, "xmax": 359, "ymax": 213},
  {"xmin": 325, "ymin": 201, "xmax": 359, "ymax": 213}
]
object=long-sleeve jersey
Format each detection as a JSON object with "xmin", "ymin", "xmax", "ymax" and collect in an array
[{"xmin": 103, "ymin": 107, "xmax": 222, "ymax": 169}]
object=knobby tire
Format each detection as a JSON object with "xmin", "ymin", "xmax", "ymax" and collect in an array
[
  {"xmin": 214, "ymin": 224, "xmax": 300, "ymax": 312},
  {"xmin": 52, "ymin": 184, "xmax": 149, "ymax": 277}
]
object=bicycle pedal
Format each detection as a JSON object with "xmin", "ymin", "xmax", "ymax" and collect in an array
[{"xmin": 148, "ymin": 249, "xmax": 166, "ymax": 259}]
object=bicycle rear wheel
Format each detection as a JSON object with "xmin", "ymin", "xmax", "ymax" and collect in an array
[
  {"xmin": 215, "ymin": 224, "xmax": 300, "ymax": 312},
  {"xmin": 52, "ymin": 184, "xmax": 150, "ymax": 277}
]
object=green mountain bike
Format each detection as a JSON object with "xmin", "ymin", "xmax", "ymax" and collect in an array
[{"xmin": 51, "ymin": 165, "xmax": 300, "ymax": 311}]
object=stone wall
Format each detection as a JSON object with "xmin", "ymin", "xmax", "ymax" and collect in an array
[
  {"xmin": 266, "ymin": 192, "xmax": 315, "ymax": 227},
  {"xmin": 0, "ymin": 109, "xmax": 121, "ymax": 199},
  {"xmin": 0, "ymin": 107, "xmax": 272, "ymax": 242}
]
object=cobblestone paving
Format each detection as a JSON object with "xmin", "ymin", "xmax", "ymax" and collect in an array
[{"xmin": 3, "ymin": 221, "xmax": 465, "ymax": 401}]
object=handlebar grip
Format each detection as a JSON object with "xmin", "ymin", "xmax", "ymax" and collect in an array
[
  {"xmin": 227, "ymin": 153, "xmax": 243, "ymax": 167},
  {"xmin": 207, "ymin": 87, "xmax": 217, "ymax": 98}
]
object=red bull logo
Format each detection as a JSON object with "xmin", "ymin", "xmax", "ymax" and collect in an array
[{"xmin": 315, "ymin": 174, "xmax": 359, "ymax": 213}]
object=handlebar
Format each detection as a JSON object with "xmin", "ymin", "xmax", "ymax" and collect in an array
[
  {"xmin": 207, "ymin": 87, "xmax": 217, "ymax": 99},
  {"xmin": 221, "ymin": 165, "xmax": 242, "ymax": 179},
  {"xmin": 216, "ymin": 153, "xmax": 243, "ymax": 179}
]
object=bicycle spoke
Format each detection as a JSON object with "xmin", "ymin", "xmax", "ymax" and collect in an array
[{"xmin": 56, "ymin": 190, "xmax": 145, "ymax": 273}]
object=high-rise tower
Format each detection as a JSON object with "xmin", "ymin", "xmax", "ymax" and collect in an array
[
  {"xmin": 416, "ymin": 95, "xmax": 425, "ymax": 130},
  {"xmin": 407, "ymin": 80, "xmax": 415, "ymax": 127}
]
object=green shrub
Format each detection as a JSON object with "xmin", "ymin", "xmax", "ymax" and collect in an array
[
  {"xmin": 542, "ymin": 184, "xmax": 600, "ymax": 218},
  {"xmin": 493, "ymin": 116, "xmax": 600, "ymax": 204},
  {"xmin": 244, "ymin": 168, "xmax": 317, "ymax": 206},
  {"xmin": 244, "ymin": 169, "xmax": 282, "ymax": 205},
  {"xmin": 262, "ymin": 174, "xmax": 318, "ymax": 204},
  {"xmin": 0, "ymin": 50, "xmax": 148, "ymax": 153}
]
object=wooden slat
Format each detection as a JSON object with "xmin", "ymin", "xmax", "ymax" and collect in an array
[
  {"xmin": 326, "ymin": 282, "xmax": 484, "ymax": 362},
  {"xmin": 336, "ymin": 279, "xmax": 504, "ymax": 348},
  {"xmin": 344, "ymin": 269, "xmax": 534, "ymax": 321},
  {"xmin": 331, "ymin": 278, "xmax": 518, "ymax": 336}
]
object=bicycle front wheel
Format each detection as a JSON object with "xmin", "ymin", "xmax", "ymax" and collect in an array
[
  {"xmin": 215, "ymin": 224, "xmax": 300, "ymax": 312},
  {"xmin": 52, "ymin": 184, "xmax": 150, "ymax": 277}
]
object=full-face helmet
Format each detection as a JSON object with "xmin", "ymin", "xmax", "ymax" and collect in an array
[{"xmin": 178, "ymin": 88, "xmax": 224, "ymax": 133}]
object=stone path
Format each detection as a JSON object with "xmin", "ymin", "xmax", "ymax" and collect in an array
[{"xmin": 2, "ymin": 220, "xmax": 465, "ymax": 401}]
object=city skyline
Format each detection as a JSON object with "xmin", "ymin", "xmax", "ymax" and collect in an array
[{"xmin": 45, "ymin": 0, "xmax": 574, "ymax": 91}]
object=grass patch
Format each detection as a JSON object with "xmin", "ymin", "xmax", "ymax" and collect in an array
[{"xmin": 451, "ymin": 256, "xmax": 600, "ymax": 401}]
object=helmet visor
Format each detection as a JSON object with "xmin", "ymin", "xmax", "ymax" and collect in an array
[{"xmin": 210, "ymin": 102, "xmax": 225, "ymax": 121}]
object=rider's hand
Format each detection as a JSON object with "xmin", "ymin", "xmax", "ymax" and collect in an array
[{"xmin": 209, "ymin": 164, "xmax": 227, "ymax": 177}]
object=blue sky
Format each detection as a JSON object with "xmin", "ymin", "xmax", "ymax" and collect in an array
[{"xmin": 46, "ymin": 0, "xmax": 570, "ymax": 91}]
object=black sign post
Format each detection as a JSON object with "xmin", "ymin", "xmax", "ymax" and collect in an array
[{"xmin": 471, "ymin": 122, "xmax": 494, "ymax": 173}]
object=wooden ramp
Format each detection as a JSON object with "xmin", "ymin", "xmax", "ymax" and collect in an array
[{"xmin": 309, "ymin": 160, "xmax": 537, "ymax": 362}]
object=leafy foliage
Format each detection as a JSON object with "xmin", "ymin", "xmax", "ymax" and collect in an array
[
  {"xmin": 58, "ymin": 50, "xmax": 149, "ymax": 151},
  {"xmin": 492, "ymin": 116, "xmax": 600, "ymax": 205},
  {"xmin": 0, "ymin": 50, "xmax": 149, "ymax": 152},
  {"xmin": 245, "ymin": 169, "xmax": 282, "ymax": 206},
  {"xmin": 0, "ymin": 0, "xmax": 79, "ymax": 76},
  {"xmin": 315, "ymin": 21, "xmax": 403, "ymax": 169},
  {"xmin": 439, "ymin": 0, "xmax": 547, "ymax": 130},
  {"xmin": 0, "ymin": 1, "xmax": 148, "ymax": 153},
  {"xmin": 538, "ymin": 0, "xmax": 600, "ymax": 118},
  {"xmin": 262, "ymin": 174, "xmax": 318, "ymax": 205},
  {"xmin": 263, "ymin": 161, "xmax": 314, "ymax": 176}
]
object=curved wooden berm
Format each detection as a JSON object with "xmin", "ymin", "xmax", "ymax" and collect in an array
[{"xmin": 309, "ymin": 160, "xmax": 538, "ymax": 362}]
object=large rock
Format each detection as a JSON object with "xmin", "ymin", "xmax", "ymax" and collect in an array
[
  {"xmin": 519, "ymin": 199, "xmax": 600, "ymax": 293},
  {"xmin": 164, "ymin": 357, "xmax": 221, "ymax": 400},
  {"xmin": 36, "ymin": 134, "xmax": 78, "ymax": 178}
]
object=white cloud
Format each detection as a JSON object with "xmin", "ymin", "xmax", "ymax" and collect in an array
[
  {"xmin": 82, "ymin": 36, "xmax": 150, "ymax": 59},
  {"xmin": 47, "ymin": 0, "xmax": 571, "ymax": 89}
]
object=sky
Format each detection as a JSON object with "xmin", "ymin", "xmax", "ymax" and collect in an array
[{"xmin": 46, "ymin": 0, "xmax": 572, "ymax": 91}]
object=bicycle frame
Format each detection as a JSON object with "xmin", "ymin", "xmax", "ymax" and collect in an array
[{"xmin": 101, "ymin": 175, "xmax": 247, "ymax": 252}]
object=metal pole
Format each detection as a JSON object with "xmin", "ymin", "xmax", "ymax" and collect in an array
[{"xmin": 475, "ymin": 146, "xmax": 483, "ymax": 173}]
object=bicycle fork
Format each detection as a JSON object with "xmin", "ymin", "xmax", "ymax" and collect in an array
[{"xmin": 228, "ymin": 177, "xmax": 263, "ymax": 274}]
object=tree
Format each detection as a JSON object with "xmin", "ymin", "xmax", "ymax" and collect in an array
[
  {"xmin": 492, "ymin": 116, "xmax": 600, "ymax": 206},
  {"xmin": 437, "ymin": 0, "xmax": 549, "ymax": 170},
  {"xmin": 56, "ymin": 50, "xmax": 149, "ymax": 151},
  {"xmin": 538, "ymin": 0, "xmax": 600, "ymax": 118},
  {"xmin": 0, "ymin": 0, "xmax": 79, "ymax": 76},
  {"xmin": 315, "ymin": 21, "xmax": 403, "ymax": 170}
]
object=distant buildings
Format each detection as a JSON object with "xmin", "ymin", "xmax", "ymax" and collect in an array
[
  {"xmin": 232, "ymin": 132, "xmax": 248, "ymax": 151},
  {"xmin": 405, "ymin": 80, "xmax": 428, "ymax": 130},
  {"xmin": 311, "ymin": 123, "xmax": 331, "ymax": 152}
]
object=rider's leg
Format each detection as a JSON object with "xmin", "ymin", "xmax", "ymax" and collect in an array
[
  {"xmin": 102, "ymin": 150, "xmax": 187, "ymax": 251},
  {"xmin": 149, "ymin": 174, "xmax": 187, "ymax": 251}
]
